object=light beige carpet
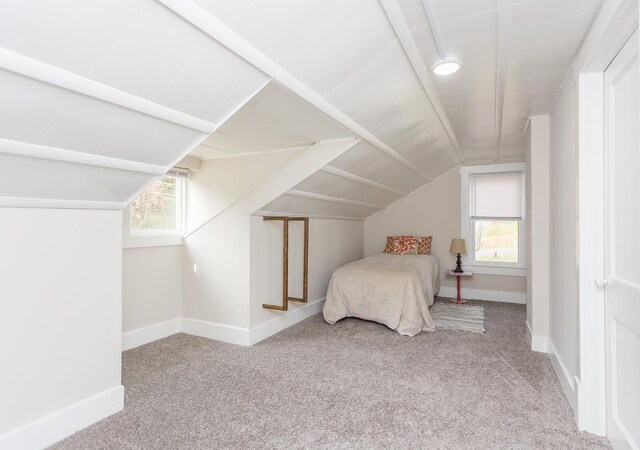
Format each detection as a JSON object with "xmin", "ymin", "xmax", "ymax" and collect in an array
[{"xmin": 54, "ymin": 300, "xmax": 609, "ymax": 449}]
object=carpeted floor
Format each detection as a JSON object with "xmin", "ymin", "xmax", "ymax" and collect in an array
[{"xmin": 55, "ymin": 301, "xmax": 610, "ymax": 449}]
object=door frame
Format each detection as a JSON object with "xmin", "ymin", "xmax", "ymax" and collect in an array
[{"xmin": 576, "ymin": 0, "xmax": 638, "ymax": 436}]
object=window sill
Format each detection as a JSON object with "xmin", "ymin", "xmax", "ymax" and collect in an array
[
  {"xmin": 461, "ymin": 264, "xmax": 526, "ymax": 277},
  {"xmin": 123, "ymin": 233, "xmax": 183, "ymax": 249}
]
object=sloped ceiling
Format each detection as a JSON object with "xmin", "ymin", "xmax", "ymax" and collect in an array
[
  {"xmin": 191, "ymin": 82, "xmax": 354, "ymax": 159},
  {"xmin": 0, "ymin": 0, "xmax": 601, "ymax": 216}
]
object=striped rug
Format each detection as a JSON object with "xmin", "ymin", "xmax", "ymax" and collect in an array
[{"xmin": 430, "ymin": 302, "xmax": 485, "ymax": 333}]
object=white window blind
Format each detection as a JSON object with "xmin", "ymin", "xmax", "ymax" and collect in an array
[{"xmin": 469, "ymin": 172, "xmax": 523, "ymax": 219}]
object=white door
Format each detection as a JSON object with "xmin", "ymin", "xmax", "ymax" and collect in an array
[{"xmin": 603, "ymin": 29, "xmax": 640, "ymax": 450}]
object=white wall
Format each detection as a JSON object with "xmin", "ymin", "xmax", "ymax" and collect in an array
[
  {"xmin": 182, "ymin": 140, "xmax": 361, "ymax": 339},
  {"xmin": 182, "ymin": 150, "xmax": 308, "ymax": 329},
  {"xmin": 122, "ymin": 245, "xmax": 182, "ymax": 333},
  {"xmin": 0, "ymin": 208, "xmax": 123, "ymax": 446},
  {"xmin": 364, "ymin": 168, "xmax": 526, "ymax": 296},
  {"xmin": 187, "ymin": 149, "xmax": 305, "ymax": 233},
  {"xmin": 525, "ymin": 116, "xmax": 550, "ymax": 346},
  {"xmin": 546, "ymin": 0, "xmax": 636, "ymax": 417},
  {"xmin": 549, "ymin": 66, "xmax": 582, "ymax": 404},
  {"xmin": 250, "ymin": 217, "xmax": 363, "ymax": 327}
]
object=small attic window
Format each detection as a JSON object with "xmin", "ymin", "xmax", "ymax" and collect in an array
[
  {"xmin": 124, "ymin": 170, "xmax": 188, "ymax": 248},
  {"xmin": 130, "ymin": 175, "xmax": 184, "ymax": 233}
]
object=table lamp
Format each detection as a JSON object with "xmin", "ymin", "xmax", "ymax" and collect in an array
[{"xmin": 450, "ymin": 238, "xmax": 467, "ymax": 273}]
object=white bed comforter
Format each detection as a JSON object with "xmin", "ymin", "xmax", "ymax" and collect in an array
[{"xmin": 323, "ymin": 253, "xmax": 439, "ymax": 336}]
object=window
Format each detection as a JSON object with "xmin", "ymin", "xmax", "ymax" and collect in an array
[
  {"xmin": 123, "ymin": 170, "xmax": 188, "ymax": 248},
  {"xmin": 130, "ymin": 175, "xmax": 183, "ymax": 233},
  {"xmin": 461, "ymin": 163, "xmax": 526, "ymax": 276}
]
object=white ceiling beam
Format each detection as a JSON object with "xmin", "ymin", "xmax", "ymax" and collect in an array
[
  {"xmin": 494, "ymin": 0, "xmax": 513, "ymax": 161},
  {"xmin": 0, "ymin": 48, "xmax": 217, "ymax": 134},
  {"xmin": 0, "ymin": 138, "xmax": 167, "ymax": 175},
  {"xmin": 255, "ymin": 211, "xmax": 366, "ymax": 222},
  {"xmin": 320, "ymin": 166, "xmax": 407, "ymax": 197},
  {"xmin": 0, "ymin": 197, "xmax": 125, "ymax": 210},
  {"xmin": 378, "ymin": 0, "xmax": 464, "ymax": 164},
  {"xmin": 156, "ymin": 0, "xmax": 432, "ymax": 182},
  {"xmin": 286, "ymin": 189, "xmax": 385, "ymax": 210}
]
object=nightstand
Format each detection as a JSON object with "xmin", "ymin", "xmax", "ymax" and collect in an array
[{"xmin": 445, "ymin": 270, "xmax": 473, "ymax": 304}]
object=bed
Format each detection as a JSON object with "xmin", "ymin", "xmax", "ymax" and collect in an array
[{"xmin": 322, "ymin": 253, "xmax": 439, "ymax": 336}]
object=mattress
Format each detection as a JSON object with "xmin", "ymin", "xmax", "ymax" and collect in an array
[{"xmin": 323, "ymin": 253, "xmax": 439, "ymax": 336}]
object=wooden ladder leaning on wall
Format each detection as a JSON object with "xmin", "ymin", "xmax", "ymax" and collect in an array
[{"xmin": 262, "ymin": 216, "xmax": 309, "ymax": 311}]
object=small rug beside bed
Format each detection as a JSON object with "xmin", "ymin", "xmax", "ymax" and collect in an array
[{"xmin": 430, "ymin": 302, "xmax": 485, "ymax": 333}]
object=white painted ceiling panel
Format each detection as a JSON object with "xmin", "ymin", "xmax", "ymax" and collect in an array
[
  {"xmin": 68, "ymin": 168, "xmax": 153, "ymax": 202},
  {"xmin": 226, "ymin": 0, "xmax": 326, "ymax": 56},
  {"xmin": 277, "ymin": 3, "xmax": 390, "ymax": 87},
  {"xmin": 509, "ymin": 52, "xmax": 575, "ymax": 79},
  {"xmin": 442, "ymin": 34, "xmax": 496, "ymax": 60},
  {"xmin": 14, "ymin": 0, "xmax": 147, "ymax": 75},
  {"xmin": 406, "ymin": 144, "xmax": 460, "ymax": 177},
  {"xmin": 153, "ymin": 42, "xmax": 267, "ymax": 120},
  {"xmin": 328, "ymin": 142, "xmax": 425, "ymax": 194},
  {"xmin": 432, "ymin": 0, "xmax": 497, "ymax": 24},
  {"xmin": 0, "ymin": 68, "xmax": 203, "ymax": 166},
  {"xmin": 310, "ymin": 20, "xmax": 396, "ymax": 96},
  {"xmin": 336, "ymin": 62, "xmax": 413, "ymax": 119},
  {"xmin": 198, "ymin": 132, "xmax": 268, "ymax": 158},
  {"xmin": 511, "ymin": 0, "xmax": 601, "ymax": 30},
  {"xmin": 262, "ymin": 194, "xmax": 378, "ymax": 219},
  {"xmin": 191, "ymin": 0, "xmax": 248, "ymax": 24},
  {"xmin": 32, "ymin": 94, "xmax": 140, "ymax": 155},
  {"xmin": 293, "ymin": 171, "xmax": 402, "ymax": 206},
  {"xmin": 326, "ymin": 38, "xmax": 411, "ymax": 104},
  {"xmin": 0, "ymin": 0, "xmax": 48, "ymax": 50},
  {"xmin": 0, "ymin": 154, "xmax": 84, "ymax": 199},
  {"xmin": 509, "ymin": 36, "xmax": 583, "ymax": 63},
  {"xmin": 438, "ymin": 10, "xmax": 497, "ymax": 46},
  {"xmin": 0, "ymin": 153, "xmax": 153, "ymax": 203},
  {"xmin": 190, "ymin": 82, "xmax": 352, "ymax": 160},
  {"xmin": 0, "ymin": 70, "xmax": 71, "ymax": 143},
  {"xmin": 88, "ymin": 2, "xmax": 209, "ymax": 101},
  {"xmin": 273, "ymin": 0, "xmax": 371, "ymax": 66},
  {"xmin": 105, "ymin": 117, "xmax": 203, "ymax": 165},
  {"xmin": 510, "ymin": 13, "xmax": 596, "ymax": 50}
]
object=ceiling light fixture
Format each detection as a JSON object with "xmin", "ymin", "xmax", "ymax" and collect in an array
[
  {"xmin": 422, "ymin": 0, "xmax": 463, "ymax": 76},
  {"xmin": 431, "ymin": 57, "xmax": 462, "ymax": 76}
]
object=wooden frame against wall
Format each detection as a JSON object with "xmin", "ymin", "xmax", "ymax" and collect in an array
[{"xmin": 261, "ymin": 216, "xmax": 309, "ymax": 311}]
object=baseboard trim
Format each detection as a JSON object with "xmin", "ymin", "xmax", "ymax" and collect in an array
[
  {"xmin": 250, "ymin": 298, "xmax": 325, "ymax": 345},
  {"xmin": 181, "ymin": 317, "xmax": 251, "ymax": 346},
  {"xmin": 122, "ymin": 318, "xmax": 182, "ymax": 351},
  {"xmin": 548, "ymin": 339, "xmax": 577, "ymax": 411},
  {"xmin": 526, "ymin": 320, "xmax": 549, "ymax": 353},
  {"xmin": 0, "ymin": 385, "xmax": 124, "ymax": 450},
  {"xmin": 179, "ymin": 298, "xmax": 326, "ymax": 347},
  {"xmin": 438, "ymin": 286, "xmax": 526, "ymax": 304}
]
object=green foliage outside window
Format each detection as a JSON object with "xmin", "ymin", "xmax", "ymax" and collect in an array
[{"xmin": 474, "ymin": 220, "xmax": 519, "ymax": 263}]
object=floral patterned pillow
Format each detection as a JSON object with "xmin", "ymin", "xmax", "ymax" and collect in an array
[
  {"xmin": 384, "ymin": 236, "xmax": 397, "ymax": 253},
  {"xmin": 417, "ymin": 236, "xmax": 433, "ymax": 255},
  {"xmin": 393, "ymin": 235, "xmax": 418, "ymax": 255}
]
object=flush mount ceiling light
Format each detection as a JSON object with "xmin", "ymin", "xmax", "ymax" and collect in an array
[
  {"xmin": 421, "ymin": 0, "xmax": 463, "ymax": 76},
  {"xmin": 431, "ymin": 57, "xmax": 462, "ymax": 76}
]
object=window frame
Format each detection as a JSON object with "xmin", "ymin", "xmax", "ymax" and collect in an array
[
  {"xmin": 460, "ymin": 163, "xmax": 526, "ymax": 277},
  {"xmin": 123, "ymin": 174, "xmax": 188, "ymax": 249}
]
